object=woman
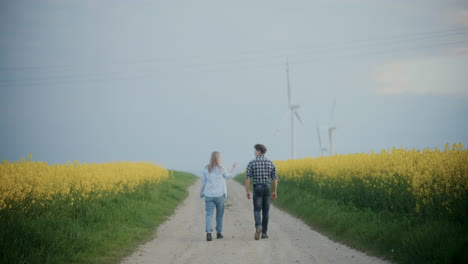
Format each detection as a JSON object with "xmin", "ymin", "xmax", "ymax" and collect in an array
[{"xmin": 200, "ymin": 151, "xmax": 237, "ymax": 241}]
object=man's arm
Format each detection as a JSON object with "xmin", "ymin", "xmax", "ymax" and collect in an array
[
  {"xmin": 271, "ymin": 179, "xmax": 278, "ymax": 199},
  {"xmin": 245, "ymin": 178, "xmax": 251, "ymax": 199},
  {"xmin": 245, "ymin": 161, "xmax": 253, "ymax": 199},
  {"xmin": 271, "ymin": 162, "xmax": 278, "ymax": 199}
]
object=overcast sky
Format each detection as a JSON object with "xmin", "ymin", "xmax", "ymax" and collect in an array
[{"xmin": 1, "ymin": 0, "xmax": 467, "ymax": 174}]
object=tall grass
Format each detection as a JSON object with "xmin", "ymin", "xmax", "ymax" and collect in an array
[{"xmin": 0, "ymin": 171, "xmax": 197, "ymax": 264}]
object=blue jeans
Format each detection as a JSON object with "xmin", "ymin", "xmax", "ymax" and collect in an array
[
  {"xmin": 205, "ymin": 196, "xmax": 225, "ymax": 233},
  {"xmin": 253, "ymin": 183, "xmax": 271, "ymax": 234}
]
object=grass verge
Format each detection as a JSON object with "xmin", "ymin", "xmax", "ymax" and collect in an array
[
  {"xmin": 235, "ymin": 173, "xmax": 468, "ymax": 264},
  {"xmin": 0, "ymin": 170, "xmax": 197, "ymax": 264}
]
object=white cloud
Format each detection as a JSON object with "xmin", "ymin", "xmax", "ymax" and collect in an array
[
  {"xmin": 452, "ymin": 45, "xmax": 468, "ymax": 54},
  {"xmin": 373, "ymin": 56, "xmax": 468, "ymax": 97},
  {"xmin": 455, "ymin": 10, "xmax": 468, "ymax": 26},
  {"xmin": 374, "ymin": 61, "xmax": 410, "ymax": 95}
]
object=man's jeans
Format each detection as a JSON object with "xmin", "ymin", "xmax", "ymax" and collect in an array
[
  {"xmin": 205, "ymin": 196, "xmax": 225, "ymax": 233},
  {"xmin": 253, "ymin": 183, "xmax": 270, "ymax": 234}
]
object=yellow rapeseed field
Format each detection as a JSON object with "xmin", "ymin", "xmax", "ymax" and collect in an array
[
  {"xmin": 0, "ymin": 155, "xmax": 169, "ymax": 211},
  {"xmin": 275, "ymin": 143, "xmax": 468, "ymax": 218}
]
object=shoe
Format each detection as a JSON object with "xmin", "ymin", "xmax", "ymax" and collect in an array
[
  {"xmin": 254, "ymin": 227, "xmax": 262, "ymax": 240},
  {"xmin": 261, "ymin": 233, "xmax": 268, "ymax": 239},
  {"xmin": 206, "ymin": 233, "xmax": 212, "ymax": 241},
  {"xmin": 217, "ymin": 233, "xmax": 224, "ymax": 239}
]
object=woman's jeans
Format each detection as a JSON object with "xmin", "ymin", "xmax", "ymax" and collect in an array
[
  {"xmin": 205, "ymin": 196, "xmax": 225, "ymax": 233},
  {"xmin": 253, "ymin": 183, "xmax": 271, "ymax": 234}
]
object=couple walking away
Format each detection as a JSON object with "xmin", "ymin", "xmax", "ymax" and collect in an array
[{"xmin": 200, "ymin": 144, "xmax": 278, "ymax": 241}]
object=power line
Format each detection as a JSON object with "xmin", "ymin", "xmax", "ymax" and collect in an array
[
  {"xmin": 0, "ymin": 27, "xmax": 467, "ymax": 88},
  {"xmin": 1, "ymin": 26, "xmax": 467, "ymax": 73}
]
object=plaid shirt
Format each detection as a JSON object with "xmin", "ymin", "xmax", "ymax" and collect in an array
[{"xmin": 245, "ymin": 155, "xmax": 277, "ymax": 184}]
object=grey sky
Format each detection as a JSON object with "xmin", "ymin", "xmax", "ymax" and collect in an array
[{"xmin": 1, "ymin": 0, "xmax": 467, "ymax": 174}]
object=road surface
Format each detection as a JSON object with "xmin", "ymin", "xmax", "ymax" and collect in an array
[{"xmin": 121, "ymin": 178, "xmax": 390, "ymax": 264}]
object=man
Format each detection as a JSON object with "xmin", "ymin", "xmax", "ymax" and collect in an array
[{"xmin": 245, "ymin": 144, "xmax": 278, "ymax": 240}]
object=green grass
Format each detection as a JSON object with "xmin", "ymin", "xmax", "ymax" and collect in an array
[
  {"xmin": 235, "ymin": 173, "xmax": 468, "ymax": 264},
  {"xmin": 0, "ymin": 170, "xmax": 197, "ymax": 264}
]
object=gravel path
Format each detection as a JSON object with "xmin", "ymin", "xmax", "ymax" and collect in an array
[{"xmin": 121, "ymin": 178, "xmax": 391, "ymax": 264}]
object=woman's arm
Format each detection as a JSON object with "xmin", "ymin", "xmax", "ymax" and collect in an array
[
  {"xmin": 223, "ymin": 163, "xmax": 238, "ymax": 178},
  {"xmin": 230, "ymin": 163, "xmax": 238, "ymax": 176},
  {"xmin": 200, "ymin": 169, "xmax": 207, "ymax": 198},
  {"xmin": 202, "ymin": 169, "xmax": 207, "ymax": 185}
]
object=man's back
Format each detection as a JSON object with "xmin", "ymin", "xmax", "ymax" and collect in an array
[{"xmin": 246, "ymin": 155, "xmax": 277, "ymax": 184}]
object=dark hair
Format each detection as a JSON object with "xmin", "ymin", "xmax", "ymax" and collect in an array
[{"xmin": 254, "ymin": 144, "xmax": 267, "ymax": 154}]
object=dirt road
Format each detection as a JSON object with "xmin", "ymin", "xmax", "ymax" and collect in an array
[{"xmin": 121, "ymin": 178, "xmax": 390, "ymax": 264}]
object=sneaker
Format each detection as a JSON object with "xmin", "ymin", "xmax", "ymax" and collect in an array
[
  {"xmin": 206, "ymin": 233, "xmax": 212, "ymax": 241},
  {"xmin": 261, "ymin": 233, "xmax": 268, "ymax": 239},
  {"xmin": 217, "ymin": 233, "xmax": 224, "ymax": 239},
  {"xmin": 254, "ymin": 227, "xmax": 262, "ymax": 240}
]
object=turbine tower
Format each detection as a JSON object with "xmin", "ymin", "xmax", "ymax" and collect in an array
[
  {"xmin": 286, "ymin": 59, "xmax": 303, "ymax": 159},
  {"xmin": 328, "ymin": 125, "xmax": 336, "ymax": 155},
  {"xmin": 328, "ymin": 99, "xmax": 337, "ymax": 155},
  {"xmin": 316, "ymin": 121, "xmax": 328, "ymax": 156}
]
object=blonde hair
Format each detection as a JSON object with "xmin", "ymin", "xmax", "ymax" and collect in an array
[{"xmin": 206, "ymin": 151, "xmax": 221, "ymax": 173}]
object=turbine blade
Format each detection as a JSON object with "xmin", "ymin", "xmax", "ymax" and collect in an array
[
  {"xmin": 316, "ymin": 121, "xmax": 323, "ymax": 155},
  {"xmin": 286, "ymin": 58, "xmax": 291, "ymax": 107},
  {"xmin": 295, "ymin": 111, "xmax": 303, "ymax": 125},
  {"xmin": 330, "ymin": 98, "xmax": 336, "ymax": 123}
]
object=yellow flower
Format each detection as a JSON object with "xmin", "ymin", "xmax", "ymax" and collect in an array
[
  {"xmin": 0, "ymin": 157, "xmax": 169, "ymax": 212},
  {"xmin": 274, "ymin": 143, "xmax": 467, "ymax": 217}
]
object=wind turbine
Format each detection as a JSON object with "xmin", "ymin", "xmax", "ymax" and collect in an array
[
  {"xmin": 286, "ymin": 59, "xmax": 303, "ymax": 160},
  {"xmin": 328, "ymin": 99, "xmax": 337, "ymax": 155},
  {"xmin": 316, "ymin": 121, "xmax": 328, "ymax": 156}
]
